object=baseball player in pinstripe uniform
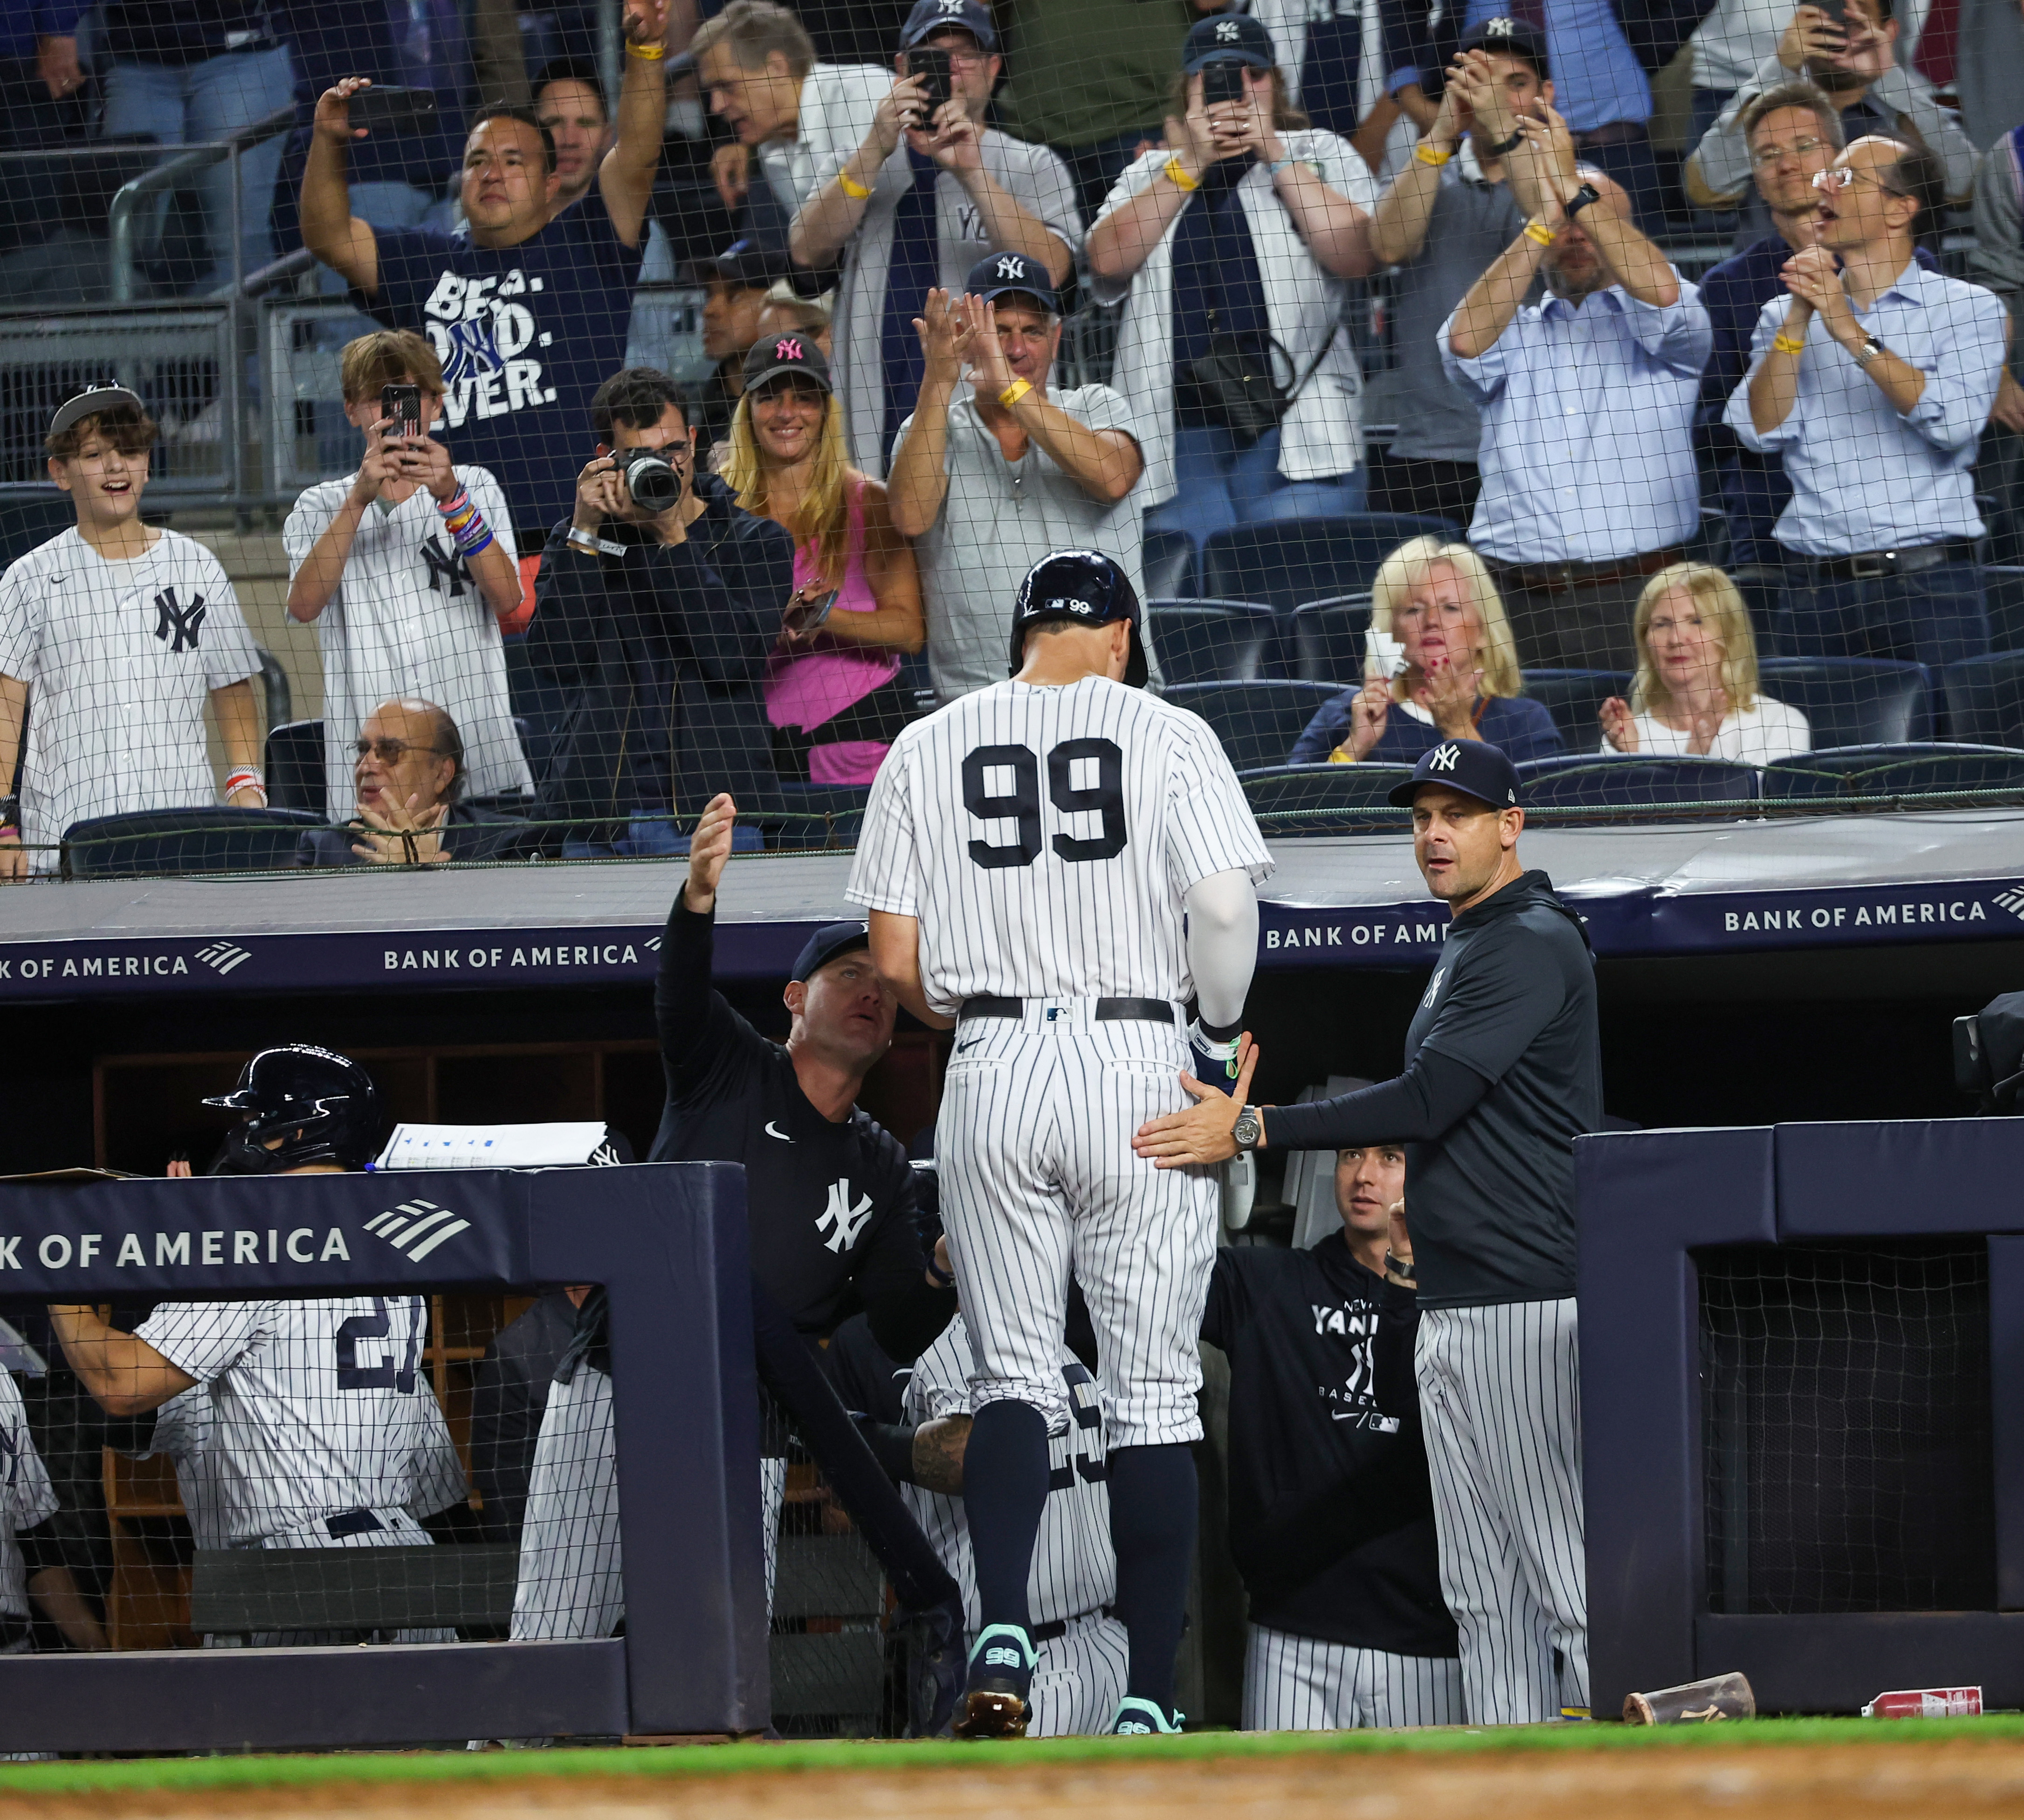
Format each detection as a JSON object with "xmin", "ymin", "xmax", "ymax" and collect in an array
[
  {"xmin": 1138, "ymin": 740, "xmax": 1601, "ymax": 1725},
  {"xmin": 849, "ymin": 548, "xmax": 1273, "ymax": 1737},
  {"xmin": 0, "ymin": 1365, "xmax": 57, "ymax": 1656}
]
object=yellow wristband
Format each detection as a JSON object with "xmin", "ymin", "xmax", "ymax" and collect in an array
[
  {"xmin": 838, "ymin": 170, "xmax": 873, "ymax": 200},
  {"xmin": 625, "ymin": 38, "xmax": 665, "ymax": 58},
  {"xmin": 1164, "ymin": 154, "xmax": 1200, "ymax": 193},
  {"xmin": 1415, "ymin": 140, "xmax": 1454, "ymax": 166},
  {"xmin": 1522, "ymin": 218, "xmax": 1555, "ymax": 246},
  {"xmin": 998, "ymin": 378, "xmax": 1033, "ymax": 409},
  {"xmin": 1773, "ymin": 332, "xmax": 1806, "ymax": 356}
]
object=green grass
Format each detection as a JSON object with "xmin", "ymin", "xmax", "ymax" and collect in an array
[{"xmin": 2, "ymin": 1715, "xmax": 2023, "ymax": 1800}]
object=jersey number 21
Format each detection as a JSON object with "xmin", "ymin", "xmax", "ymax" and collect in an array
[{"xmin": 962, "ymin": 739, "xmax": 1126, "ymax": 869}]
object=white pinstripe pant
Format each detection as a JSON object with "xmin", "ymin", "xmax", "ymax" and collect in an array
[
  {"xmin": 1027, "ymin": 1613, "xmax": 1132, "ymax": 1737},
  {"xmin": 1241, "ymin": 1624, "xmax": 1464, "ymax": 1730},
  {"xmin": 1415, "ymin": 1298, "xmax": 1586, "ymax": 1725},
  {"xmin": 936, "ymin": 1003, "xmax": 1219, "ymax": 1448}
]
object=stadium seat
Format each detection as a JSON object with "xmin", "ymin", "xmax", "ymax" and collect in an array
[
  {"xmin": 0, "ymin": 491, "xmax": 74, "ymax": 570},
  {"xmin": 1984, "ymin": 567, "xmax": 2024, "ymax": 655},
  {"xmin": 1239, "ymin": 763, "xmax": 1413, "ymax": 829},
  {"xmin": 1755, "ymin": 657, "xmax": 1932, "ymax": 747},
  {"xmin": 769, "ymin": 781, "xmax": 869, "ymax": 850},
  {"xmin": 1762, "ymin": 744, "xmax": 2024, "ymax": 800},
  {"xmin": 1520, "ymin": 670, "xmax": 1631, "ymax": 748},
  {"xmin": 1515, "ymin": 754, "xmax": 1760, "ymax": 811},
  {"xmin": 1162, "ymin": 681, "xmax": 1342, "ymax": 772},
  {"xmin": 1141, "ymin": 527, "xmax": 1198, "ymax": 601},
  {"xmin": 64, "ymin": 807, "xmax": 327, "ymax": 879},
  {"xmin": 1289, "ymin": 594, "xmax": 1373, "ymax": 682},
  {"xmin": 265, "ymin": 719, "xmax": 325, "ymax": 816},
  {"xmin": 1943, "ymin": 653, "xmax": 2024, "ymax": 748},
  {"xmin": 1199, "ymin": 513, "xmax": 1459, "ymax": 613},
  {"xmin": 1145, "ymin": 600, "xmax": 1276, "ymax": 685}
]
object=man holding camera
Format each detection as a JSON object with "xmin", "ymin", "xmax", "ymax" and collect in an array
[
  {"xmin": 525, "ymin": 368, "xmax": 792, "ymax": 855},
  {"xmin": 787, "ymin": 0, "xmax": 1081, "ymax": 476}
]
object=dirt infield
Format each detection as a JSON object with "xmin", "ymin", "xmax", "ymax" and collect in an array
[{"xmin": 7, "ymin": 1728, "xmax": 2024, "ymax": 1820}]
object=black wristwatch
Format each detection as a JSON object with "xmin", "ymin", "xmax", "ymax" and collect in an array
[
  {"xmin": 1482, "ymin": 126, "xmax": 1524, "ymax": 158},
  {"xmin": 1563, "ymin": 181, "xmax": 1603, "ymax": 219},
  {"xmin": 1232, "ymin": 1107, "xmax": 1262, "ymax": 1151}
]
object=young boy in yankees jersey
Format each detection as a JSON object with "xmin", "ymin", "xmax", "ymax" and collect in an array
[
  {"xmin": 1203, "ymin": 1144, "xmax": 1460, "ymax": 1730},
  {"xmin": 1139, "ymin": 739, "xmax": 1601, "ymax": 1725},
  {"xmin": 0, "ymin": 386, "xmax": 265, "ymax": 878},
  {"xmin": 849, "ymin": 547, "xmax": 1273, "ymax": 1737}
]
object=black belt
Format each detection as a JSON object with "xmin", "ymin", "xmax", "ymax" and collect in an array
[
  {"xmin": 1031, "ymin": 1605, "xmax": 1116, "ymax": 1644},
  {"xmin": 325, "ymin": 1508, "xmax": 387, "ymax": 1539},
  {"xmin": 1573, "ymin": 120, "xmax": 1647, "ymax": 148},
  {"xmin": 1489, "ymin": 546, "xmax": 1684, "ymax": 594},
  {"xmin": 1796, "ymin": 540, "xmax": 1977, "ymax": 583},
  {"xmin": 958, "ymin": 997, "xmax": 1175, "ymax": 1024}
]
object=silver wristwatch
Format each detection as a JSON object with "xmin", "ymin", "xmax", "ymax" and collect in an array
[{"xmin": 1232, "ymin": 1106, "xmax": 1262, "ymax": 1151}]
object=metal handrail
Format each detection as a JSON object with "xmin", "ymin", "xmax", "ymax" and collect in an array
[
  {"xmin": 237, "ymin": 244, "xmax": 319, "ymax": 298},
  {"xmin": 107, "ymin": 104, "xmax": 300, "ymax": 304}
]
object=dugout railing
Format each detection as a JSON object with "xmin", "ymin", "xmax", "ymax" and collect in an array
[
  {"xmin": 1582, "ymin": 1118, "xmax": 2024, "ymax": 1717},
  {"xmin": 0, "ymin": 1163, "xmax": 768, "ymax": 1753}
]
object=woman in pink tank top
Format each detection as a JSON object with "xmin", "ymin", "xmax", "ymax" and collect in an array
[{"xmin": 723, "ymin": 336, "xmax": 923, "ymax": 786}]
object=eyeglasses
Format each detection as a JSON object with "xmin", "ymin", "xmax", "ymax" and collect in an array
[
  {"xmin": 355, "ymin": 738, "xmax": 448, "ymax": 764},
  {"xmin": 1749, "ymin": 135, "xmax": 1830, "ymax": 168},
  {"xmin": 1812, "ymin": 165, "xmax": 1905, "ymax": 196}
]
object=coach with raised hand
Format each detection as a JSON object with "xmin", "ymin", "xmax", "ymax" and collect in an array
[{"xmin": 1135, "ymin": 739, "xmax": 1600, "ymax": 1727}]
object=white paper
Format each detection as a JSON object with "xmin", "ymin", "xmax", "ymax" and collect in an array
[{"xmin": 372, "ymin": 1122, "xmax": 618, "ymax": 1171}]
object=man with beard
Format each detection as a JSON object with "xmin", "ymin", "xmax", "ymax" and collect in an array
[{"xmin": 1439, "ymin": 107, "xmax": 1710, "ymax": 673}]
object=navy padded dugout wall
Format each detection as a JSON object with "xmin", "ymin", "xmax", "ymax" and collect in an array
[
  {"xmin": 0, "ymin": 1163, "xmax": 768, "ymax": 1752},
  {"xmin": 1581, "ymin": 1121, "xmax": 2024, "ymax": 1717}
]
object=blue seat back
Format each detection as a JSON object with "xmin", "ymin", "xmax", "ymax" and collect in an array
[
  {"xmin": 64, "ymin": 807, "xmax": 328, "ymax": 878},
  {"xmin": 1199, "ymin": 514, "xmax": 1459, "ymax": 613},
  {"xmin": 1515, "ymin": 754, "xmax": 1760, "ymax": 812},
  {"xmin": 1762, "ymin": 743, "xmax": 2024, "ymax": 800},
  {"xmin": 1942, "ymin": 653, "xmax": 2024, "ymax": 747},
  {"xmin": 1141, "ymin": 527, "xmax": 1199, "ymax": 602},
  {"xmin": 1289, "ymin": 594, "xmax": 1373, "ymax": 683},
  {"xmin": 1520, "ymin": 669, "xmax": 1632, "ymax": 748},
  {"xmin": 1145, "ymin": 600, "xmax": 1276, "ymax": 686},
  {"xmin": 1755, "ymin": 657, "xmax": 1931, "ymax": 747},
  {"xmin": 1161, "ymin": 681, "xmax": 1342, "ymax": 772},
  {"xmin": 265, "ymin": 719, "xmax": 326, "ymax": 816},
  {"xmin": 770, "ymin": 781, "xmax": 869, "ymax": 850},
  {"xmin": 0, "ymin": 492, "xmax": 75, "ymax": 571},
  {"xmin": 1239, "ymin": 762, "xmax": 1413, "ymax": 825}
]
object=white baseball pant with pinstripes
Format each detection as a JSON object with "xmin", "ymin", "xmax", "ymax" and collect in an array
[
  {"xmin": 1241, "ymin": 1625, "xmax": 1464, "ymax": 1730},
  {"xmin": 936, "ymin": 999, "xmax": 1219, "ymax": 1448},
  {"xmin": 1414, "ymin": 1299, "xmax": 1586, "ymax": 1725}
]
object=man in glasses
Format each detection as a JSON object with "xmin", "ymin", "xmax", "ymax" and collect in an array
[
  {"xmin": 1729, "ymin": 135, "xmax": 2008, "ymax": 669},
  {"xmin": 525, "ymin": 365, "xmax": 793, "ymax": 857},
  {"xmin": 296, "ymin": 698, "xmax": 537, "ymax": 866}
]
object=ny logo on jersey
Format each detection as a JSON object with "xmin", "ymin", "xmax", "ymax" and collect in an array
[
  {"xmin": 816, "ymin": 1178, "xmax": 874, "ymax": 1253},
  {"xmin": 421, "ymin": 537, "xmax": 473, "ymax": 599},
  {"xmin": 0, "ymin": 1415, "xmax": 17, "ymax": 1489},
  {"xmin": 151, "ymin": 587, "xmax": 206, "ymax": 653},
  {"xmin": 1421, "ymin": 965, "xmax": 1446, "ymax": 1009},
  {"xmin": 1427, "ymin": 742, "xmax": 1461, "ymax": 773}
]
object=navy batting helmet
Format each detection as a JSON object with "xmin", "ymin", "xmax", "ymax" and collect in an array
[
  {"xmin": 1007, "ymin": 549, "xmax": 1148, "ymax": 687},
  {"xmin": 204, "ymin": 1044, "xmax": 381, "ymax": 1175}
]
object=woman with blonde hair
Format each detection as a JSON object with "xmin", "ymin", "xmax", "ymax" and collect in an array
[
  {"xmin": 723, "ymin": 335, "xmax": 924, "ymax": 784},
  {"xmin": 1289, "ymin": 537, "xmax": 1564, "ymax": 765},
  {"xmin": 1599, "ymin": 564, "xmax": 1808, "ymax": 761}
]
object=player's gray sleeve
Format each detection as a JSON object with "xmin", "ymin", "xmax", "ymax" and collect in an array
[{"xmin": 1184, "ymin": 869, "xmax": 1258, "ymax": 1031}]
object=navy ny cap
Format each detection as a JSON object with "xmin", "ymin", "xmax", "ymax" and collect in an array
[
  {"xmin": 1387, "ymin": 739, "xmax": 1523, "ymax": 810},
  {"xmin": 900, "ymin": 0, "xmax": 998, "ymax": 53},
  {"xmin": 792, "ymin": 921, "xmax": 871, "ymax": 982},
  {"xmin": 1458, "ymin": 15, "xmax": 1549, "ymax": 75},
  {"xmin": 1184, "ymin": 12, "xmax": 1275, "ymax": 71},
  {"xmin": 964, "ymin": 249, "xmax": 1056, "ymax": 314},
  {"xmin": 743, "ymin": 331, "xmax": 832, "ymax": 396}
]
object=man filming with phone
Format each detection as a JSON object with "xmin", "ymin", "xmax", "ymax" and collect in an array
[
  {"xmin": 523, "ymin": 367, "xmax": 794, "ymax": 857},
  {"xmin": 787, "ymin": 0, "xmax": 1081, "ymax": 477}
]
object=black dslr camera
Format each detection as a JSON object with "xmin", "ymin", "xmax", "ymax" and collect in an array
[{"xmin": 616, "ymin": 444, "xmax": 684, "ymax": 514}]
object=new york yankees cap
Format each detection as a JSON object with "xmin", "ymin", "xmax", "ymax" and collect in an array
[
  {"xmin": 899, "ymin": 0, "xmax": 998, "ymax": 53},
  {"xmin": 48, "ymin": 383, "xmax": 146, "ymax": 440},
  {"xmin": 1458, "ymin": 16, "xmax": 1549, "ymax": 76},
  {"xmin": 1183, "ymin": 12, "xmax": 1275, "ymax": 71},
  {"xmin": 1386, "ymin": 738, "xmax": 1524, "ymax": 810},
  {"xmin": 742, "ymin": 332, "xmax": 832, "ymax": 396},
  {"xmin": 792, "ymin": 921, "xmax": 871, "ymax": 982},
  {"xmin": 964, "ymin": 249, "xmax": 1056, "ymax": 315}
]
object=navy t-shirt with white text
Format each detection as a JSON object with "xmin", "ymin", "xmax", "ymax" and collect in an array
[{"xmin": 358, "ymin": 192, "xmax": 643, "ymax": 534}]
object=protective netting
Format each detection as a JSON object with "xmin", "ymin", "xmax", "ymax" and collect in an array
[
  {"xmin": 0, "ymin": 0, "xmax": 2022, "ymax": 874},
  {"xmin": 1699, "ymin": 1240, "xmax": 1995, "ymax": 1617}
]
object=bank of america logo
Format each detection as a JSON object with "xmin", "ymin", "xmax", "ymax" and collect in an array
[
  {"xmin": 1995, "ymin": 887, "xmax": 2024, "ymax": 921},
  {"xmin": 195, "ymin": 941, "xmax": 252, "ymax": 974},
  {"xmin": 364, "ymin": 1198, "xmax": 471, "ymax": 1262}
]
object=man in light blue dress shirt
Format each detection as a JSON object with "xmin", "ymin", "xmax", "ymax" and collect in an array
[
  {"xmin": 1441, "ymin": 110, "xmax": 1711, "ymax": 671},
  {"xmin": 1727, "ymin": 134, "xmax": 2008, "ymax": 670}
]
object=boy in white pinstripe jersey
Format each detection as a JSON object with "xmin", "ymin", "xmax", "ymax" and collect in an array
[
  {"xmin": 1139, "ymin": 739, "xmax": 1600, "ymax": 1726},
  {"xmin": 848, "ymin": 548, "xmax": 1272, "ymax": 1737}
]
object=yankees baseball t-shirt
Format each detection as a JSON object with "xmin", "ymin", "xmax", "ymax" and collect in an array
[
  {"xmin": 359, "ymin": 192, "xmax": 645, "ymax": 536},
  {"xmin": 651, "ymin": 898, "xmax": 955, "ymax": 1361},
  {"xmin": 0, "ymin": 1368, "xmax": 57, "ymax": 1623},
  {"xmin": 1202, "ymin": 1235, "xmax": 1455, "ymax": 1657},
  {"xmin": 0, "ymin": 526, "xmax": 262, "ymax": 870},
  {"xmin": 283, "ymin": 466, "xmax": 531, "ymax": 809}
]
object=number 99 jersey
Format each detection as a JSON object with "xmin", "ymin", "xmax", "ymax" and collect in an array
[{"xmin": 846, "ymin": 675, "xmax": 1272, "ymax": 1012}]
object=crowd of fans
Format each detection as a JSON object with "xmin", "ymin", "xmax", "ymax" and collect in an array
[{"xmin": 2, "ymin": 0, "xmax": 2024, "ymax": 862}]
